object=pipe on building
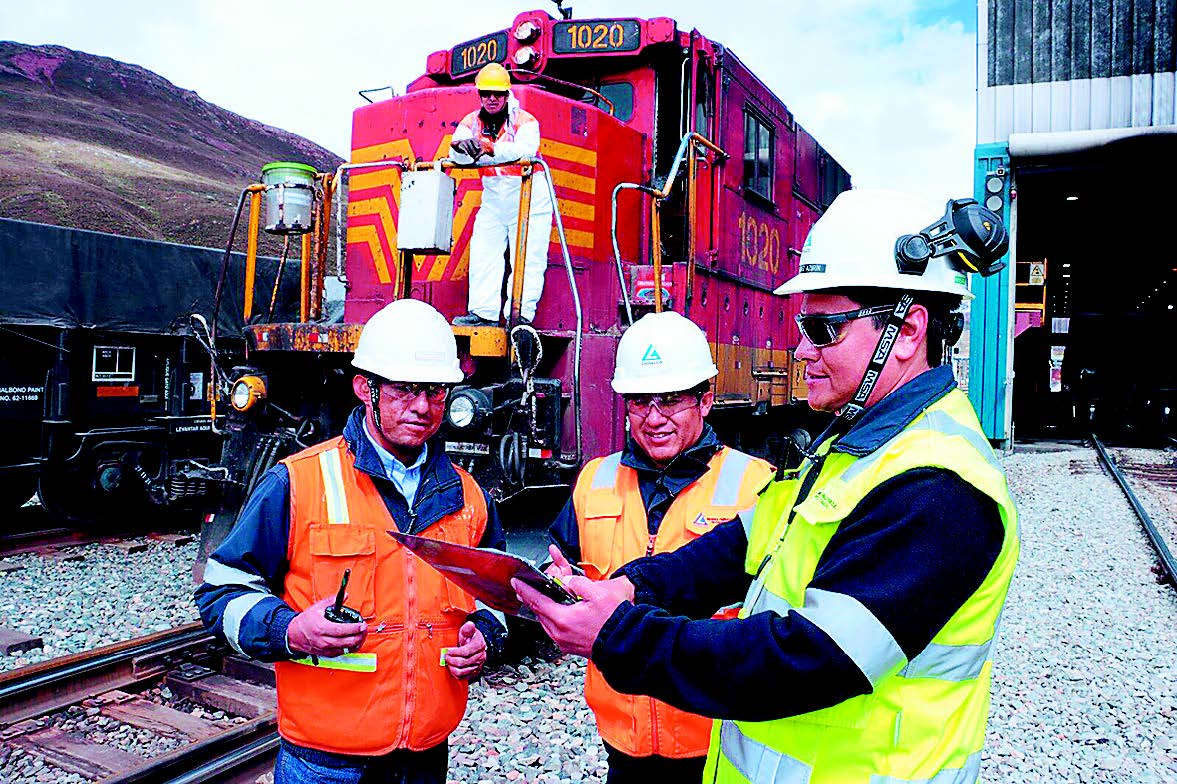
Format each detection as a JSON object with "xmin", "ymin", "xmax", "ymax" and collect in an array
[{"xmin": 1008, "ymin": 125, "xmax": 1177, "ymax": 158}]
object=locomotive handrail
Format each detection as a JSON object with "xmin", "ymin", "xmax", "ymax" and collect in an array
[
  {"xmin": 610, "ymin": 131, "xmax": 726, "ymax": 314},
  {"xmin": 507, "ymin": 68, "xmax": 615, "ymax": 116}
]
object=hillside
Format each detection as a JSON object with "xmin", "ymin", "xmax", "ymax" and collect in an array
[{"xmin": 0, "ymin": 42, "xmax": 343, "ymax": 248}]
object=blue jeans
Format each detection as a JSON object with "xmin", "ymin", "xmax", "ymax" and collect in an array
[{"xmin": 274, "ymin": 739, "xmax": 448, "ymax": 784}]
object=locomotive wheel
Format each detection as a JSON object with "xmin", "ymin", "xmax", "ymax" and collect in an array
[
  {"xmin": 37, "ymin": 468, "xmax": 145, "ymax": 527},
  {"xmin": 0, "ymin": 476, "xmax": 37, "ymax": 512}
]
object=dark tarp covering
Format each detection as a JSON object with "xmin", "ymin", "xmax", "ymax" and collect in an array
[{"xmin": 0, "ymin": 218, "xmax": 302, "ymax": 336}]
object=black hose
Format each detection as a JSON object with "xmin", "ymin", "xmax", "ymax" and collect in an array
[{"xmin": 211, "ymin": 189, "xmax": 250, "ymax": 346}]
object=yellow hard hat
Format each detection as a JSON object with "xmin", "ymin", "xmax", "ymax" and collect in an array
[{"xmin": 474, "ymin": 63, "xmax": 511, "ymax": 92}]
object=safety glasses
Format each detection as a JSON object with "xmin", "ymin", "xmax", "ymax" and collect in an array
[
  {"xmin": 795, "ymin": 305, "xmax": 896, "ymax": 348},
  {"xmin": 384, "ymin": 382, "xmax": 451, "ymax": 404},
  {"xmin": 623, "ymin": 391, "xmax": 702, "ymax": 418}
]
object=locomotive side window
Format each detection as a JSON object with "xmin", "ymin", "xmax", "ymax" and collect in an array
[
  {"xmin": 743, "ymin": 109, "xmax": 774, "ymax": 201},
  {"xmin": 599, "ymin": 82, "xmax": 634, "ymax": 122},
  {"xmin": 694, "ymin": 63, "xmax": 713, "ymax": 137}
]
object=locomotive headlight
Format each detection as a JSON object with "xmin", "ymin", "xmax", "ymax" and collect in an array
[
  {"xmin": 514, "ymin": 20, "xmax": 540, "ymax": 42},
  {"xmin": 230, "ymin": 375, "xmax": 267, "ymax": 412},
  {"xmin": 513, "ymin": 46, "xmax": 538, "ymax": 67},
  {"xmin": 446, "ymin": 387, "xmax": 491, "ymax": 430}
]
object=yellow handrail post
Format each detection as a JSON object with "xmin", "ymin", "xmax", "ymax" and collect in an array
[
  {"xmin": 243, "ymin": 188, "xmax": 263, "ymax": 322},
  {"xmin": 510, "ymin": 164, "xmax": 535, "ymax": 327}
]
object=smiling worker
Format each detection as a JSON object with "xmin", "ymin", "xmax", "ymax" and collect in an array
[
  {"xmin": 522, "ymin": 190, "xmax": 1020, "ymax": 784},
  {"xmin": 196, "ymin": 299, "xmax": 507, "ymax": 784},
  {"xmin": 547, "ymin": 311, "xmax": 773, "ymax": 783}
]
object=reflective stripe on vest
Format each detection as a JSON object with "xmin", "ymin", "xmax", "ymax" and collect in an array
[
  {"xmin": 588, "ymin": 448, "xmax": 753, "ymax": 505},
  {"xmin": 901, "ymin": 640, "xmax": 992, "ymax": 681},
  {"xmin": 720, "ymin": 720, "xmax": 812, "ymax": 783},
  {"xmin": 747, "ymin": 584, "xmax": 906, "ymax": 688},
  {"xmin": 319, "ymin": 449, "xmax": 349, "ymax": 525},
  {"xmin": 290, "ymin": 652, "xmax": 378, "ymax": 673},
  {"xmin": 840, "ymin": 411, "xmax": 1002, "ymax": 485},
  {"xmin": 738, "ymin": 508, "xmax": 756, "ymax": 539},
  {"xmin": 591, "ymin": 452, "xmax": 623, "ymax": 489}
]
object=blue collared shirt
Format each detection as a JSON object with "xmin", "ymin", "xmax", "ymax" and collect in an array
[{"xmin": 363, "ymin": 419, "xmax": 427, "ymax": 507}]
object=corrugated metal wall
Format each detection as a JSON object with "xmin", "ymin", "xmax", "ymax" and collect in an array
[{"xmin": 978, "ymin": 0, "xmax": 1177, "ymax": 142}]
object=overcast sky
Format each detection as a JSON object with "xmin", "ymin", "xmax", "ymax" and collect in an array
[{"xmin": 2, "ymin": 0, "xmax": 979, "ymax": 202}]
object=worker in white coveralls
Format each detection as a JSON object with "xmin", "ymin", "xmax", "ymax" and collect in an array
[{"xmin": 450, "ymin": 63, "xmax": 553, "ymax": 327}]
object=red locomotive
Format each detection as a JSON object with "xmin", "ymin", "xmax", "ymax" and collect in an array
[{"xmin": 209, "ymin": 8, "xmax": 850, "ymax": 534}]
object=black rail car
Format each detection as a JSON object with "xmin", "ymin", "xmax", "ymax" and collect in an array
[{"xmin": 0, "ymin": 218, "xmax": 299, "ymax": 524}]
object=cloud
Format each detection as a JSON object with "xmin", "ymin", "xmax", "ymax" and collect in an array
[{"xmin": 2, "ymin": 0, "xmax": 978, "ymax": 201}]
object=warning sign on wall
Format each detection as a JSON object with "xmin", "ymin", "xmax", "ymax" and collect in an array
[{"xmin": 1028, "ymin": 262, "xmax": 1046, "ymax": 286}]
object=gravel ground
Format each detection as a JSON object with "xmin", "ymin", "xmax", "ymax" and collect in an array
[
  {"xmin": 984, "ymin": 443, "xmax": 1177, "ymax": 782},
  {"xmin": 0, "ymin": 539, "xmax": 201, "ymax": 671},
  {"xmin": 2, "ymin": 444, "xmax": 1176, "ymax": 783}
]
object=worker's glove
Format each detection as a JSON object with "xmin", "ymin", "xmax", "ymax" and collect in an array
[{"xmin": 451, "ymin": 138, "xmax": 483, "ymax": 161}]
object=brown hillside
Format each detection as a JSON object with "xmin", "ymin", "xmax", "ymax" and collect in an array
[{"xmin": 0, "ymin": 42, "xmax": 343, "ymax": 248}]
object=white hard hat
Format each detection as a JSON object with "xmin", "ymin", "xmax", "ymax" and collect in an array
[
  {"xmin": 611, "ymin": 312, "xmax": 718, "ymax": 394},
  {"xmin": 352, "ymin": 299, "xmax": 464, "ymax": 383},
  {"xmin": 775, "ymin": 189, "xmax": 974, "ymax": 300}
]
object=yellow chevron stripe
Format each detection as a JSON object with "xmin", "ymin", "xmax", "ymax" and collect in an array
[
  {"xmin": 350, "ymin": 167, "xmax": 401, "ymax": 192},
  {"xmin": 558, "ymin": 199, "xmax": 594, "ymax": 221},
  {"xmin": 564, "ymin": 228, "xmax": 594, "ymax": 248},
  {"xmin": 346, "ymin": 223, "xmax": 393, "ymax": 284},
  {"xmin": 540, "ymin": 139, "xmax": 597, "ymax": 167},
  {"xmin": 550, "ymin": 169, "xmax": 595, "ymax": 194}
]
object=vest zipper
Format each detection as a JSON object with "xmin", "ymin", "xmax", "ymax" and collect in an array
[
  {"xmin": 400, "ymin": 555, "xmax": 417, "ymax": 746},
  {"xmin": 646, "ymin": 533, "xmax": 657, "ymax": 557}
]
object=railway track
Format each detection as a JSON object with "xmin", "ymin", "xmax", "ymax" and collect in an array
[
  {"xmin": 1090, "ymin": 434, "xmax": 1177, "ymax": 587},
  {"xmin": 0, "ymin": 624, "xmax": 279, "ymax": 783}
]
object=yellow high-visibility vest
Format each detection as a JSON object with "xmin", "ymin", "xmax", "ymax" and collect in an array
[{"xmin": 704, "ymin": 387, "xmax": 1019, "ymax": 783}]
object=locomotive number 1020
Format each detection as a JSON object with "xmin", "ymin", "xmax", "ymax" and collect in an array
[
  {"xmin": 450, "ymin": 32, "xmax": 508, "ymax": 77},
  {"xmin": 552, "ymin": 19, "xmax": 642, "ymax": 54},
  {"xmin": 738, "ymin": 212, "xmax": 781, "ymax": 275}
]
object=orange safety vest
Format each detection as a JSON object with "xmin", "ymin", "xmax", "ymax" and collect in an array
[
  {"xmin": 574, "ymin": 446, "xmax": 774, "ymax": 759},
  {"xmin": 274, "ymin": 436, "xmax": 487, "ymax": 755},
  {"xmin": 458, "ymin": 106, "xmax": 539, "ymax": 177}
]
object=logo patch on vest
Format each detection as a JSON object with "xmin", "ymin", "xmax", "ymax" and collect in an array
[
  {"xmin": 812, "ymin": 490, "xmax": 837, "ymax": 509},
  {"xmin": 691, "ymin": 512, "xmax": 729, "ymax": 528},
  {"xmin": 641, "ymin": 344, "xmax": 663, "ymax": 365}
]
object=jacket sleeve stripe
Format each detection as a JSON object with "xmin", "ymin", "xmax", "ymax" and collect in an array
[
  {"xmin": 711, "ymin": 450, "xmax": 754, "ymax": 507},
  {"xmin": 223, "ymin": 593, "xmax": 269, "ymax": 654},
  {"xmin": 793, "ymin": 588, "xmax": 907, "ymax": 687},
  {"xmin": 202, "ymin": 557, "xmax": 271, "ymax": 593}
]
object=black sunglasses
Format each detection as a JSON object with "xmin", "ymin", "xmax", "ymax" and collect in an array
[{"xmin": 795, "ymin": 305, "xmax": 896, "ymax": 348}]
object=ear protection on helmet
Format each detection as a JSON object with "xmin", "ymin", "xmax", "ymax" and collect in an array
[{"xmin": 894, "ymin": 198, "xmax": 1009, "ymax": 278}]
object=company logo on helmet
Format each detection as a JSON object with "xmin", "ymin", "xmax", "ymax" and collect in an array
[
  {"xmin": 799, "ymin": 263, "xmax": 826, "ymax": 274},
  {"xmin": 641, "ymin": 345, "xmax": 662, "ymax": 364}
]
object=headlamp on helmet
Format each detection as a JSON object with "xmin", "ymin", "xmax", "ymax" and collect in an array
[{"xmin": 894, "ymin": 198, "xmax": 1009, "ymax": 279}]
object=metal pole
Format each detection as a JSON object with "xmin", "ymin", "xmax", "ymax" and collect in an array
[
  {"xmin": 651, "ymin": 198, "xmax": 663, "ymax": 313},
  {"xmin": 243, "ymin": 190, "xmax": 263, "ymax": 322},
  {"xmin": 510, "ymin": 165, "xmax": 535, "ymax": 328}
]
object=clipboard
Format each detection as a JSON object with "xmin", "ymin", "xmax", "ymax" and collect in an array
[{"xmin": 388, "ymin": 532, "xmax": 578, "ymax": 619}]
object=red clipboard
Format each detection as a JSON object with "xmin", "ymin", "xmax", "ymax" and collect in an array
[{"xmin": 388, "ymin": 532, "xmax": 578, "ymax": 619}]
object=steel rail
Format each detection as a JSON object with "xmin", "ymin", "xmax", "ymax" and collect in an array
[
  {"xmin": 1091, "ymin": 434, "xmax": 1177, "ymax": 586},
  {"xmin": 102, "ymin": 715, "xmax": 279, "ymax": 784},
  {"xmin": 0, "ymin": 623, "xmax": 214, "ymax": 726}
]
